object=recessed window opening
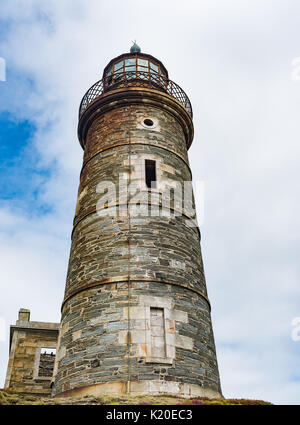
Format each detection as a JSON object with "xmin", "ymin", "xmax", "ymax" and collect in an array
[
  {"xmin": 169, "ymin": 187, "xmax": 175, "ymax": 212},
  {"xmin": 150, "ymin": 307, "xmax": 166, "ymax": 358},
  {"xmin": 145, "ymin": 159, "xmax": 156, "ymax": 189},
  {"xmin": 38, "ymin": 348, "xmax": 56, "ymax": 378},
  {"xmin": 143, "ymin": 119, "xmax": 154, "ymax": 127}
]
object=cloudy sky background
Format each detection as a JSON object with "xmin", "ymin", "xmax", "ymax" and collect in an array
[{"xmin": 0, "ymin": 0, "xmax": 300, "ymax": 404}]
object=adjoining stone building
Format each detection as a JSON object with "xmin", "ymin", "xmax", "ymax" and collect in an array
[
  {"xmin": 4, "ymin": 309, "xmax": 59, "ymax": 395},
  {"xmin": 4, "ymin": 44, "xmax": 222, "ymax": 399}
]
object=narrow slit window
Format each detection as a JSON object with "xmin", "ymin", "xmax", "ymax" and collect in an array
[
  {"xmin": 145, "ymin": 159, "xmax": 156, "ymax": 189},
  {"xmin": 150, "ymin": 307, "xmax": 166, "ymax": 358}
]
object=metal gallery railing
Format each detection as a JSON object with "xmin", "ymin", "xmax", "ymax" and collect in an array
[{"xmin": 79, "ymin": 71, "xmax": 193, "ymax": 118}]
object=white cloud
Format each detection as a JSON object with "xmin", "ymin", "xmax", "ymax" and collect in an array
[{"xmin": 0, "ymin": 0, "xmax": 300, "ymax": 404}]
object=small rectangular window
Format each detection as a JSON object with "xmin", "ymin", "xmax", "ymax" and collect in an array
[
  {"xmin": 150, "ymin": 308, "xmax": 166, "ymax": 358},
  {"xmin": 145, "ymin": 160, "xmax": 156, "ymax": 189}
]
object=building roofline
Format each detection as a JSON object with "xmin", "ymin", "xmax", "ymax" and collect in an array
[{"xmin": 9, "ymin": 324, "xmax": 59, "ymax": 352}]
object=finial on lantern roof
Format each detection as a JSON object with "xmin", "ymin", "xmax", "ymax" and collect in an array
[{"xmin": 130, "ymin": 40, "xmax": 141, "ymax": 53}]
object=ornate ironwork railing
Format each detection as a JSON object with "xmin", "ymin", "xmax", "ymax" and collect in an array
[{"xmin": 79, "ymin": 71, "xmax": 193, "ymax": 118}]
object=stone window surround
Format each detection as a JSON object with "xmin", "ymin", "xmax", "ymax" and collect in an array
[
  {"xmin": 128, "ymin": 154, "xmax": 163, "ymax": 194},
  {"xmin": 122, "ymin": 152, "xmax": 184, "ymax": 216},
  {"xmin": 124, "ymin": 153, "xmax": 179, "ymax": 194},
  {"xmin": 139, "ymin": 296, "xmax": 178, "ymax": 365},
  {"xmin": 146, "ymin": 305, "xmax": 172, "ymax": 365},
  {"xmin": 140, "ymin": 116, "xmax": 159, "ymax": 130},
  {"xmin": 33, "ymin": 343, "xmax": 57, "ymax": 381},
  {"xmin": 125, "ymin": 295, "xmax": 194, "ymax": 364}
]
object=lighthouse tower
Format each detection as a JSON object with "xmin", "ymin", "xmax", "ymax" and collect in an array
[{"xmin": 52, "ymin": 44, "xmax": 222, "ymax": 398}]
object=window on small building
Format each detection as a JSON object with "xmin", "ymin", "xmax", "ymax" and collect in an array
[
  {"xmin": 145, "ymin": 159, "xmax": 156, "ymax": 189},
  {"xmin": 38, "ymin": 348, "xmax": 56, "ymax": 378},
  {"xmin": 150, "ymin": 308, "xmax": 166, "ymax": 358}
]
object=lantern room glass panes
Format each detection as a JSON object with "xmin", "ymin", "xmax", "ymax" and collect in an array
[
  {"xmin": 125, "ymin": 58, "xmax": 136, "ymax": 71},
  {"xmin": 105, "ymin": 56, "xmax": 167, "ymax": 88},
  {"xmin": 137, "ymin": 58, "xmax": 148, "ymax": 71},
  {"xmin": 150, "ymin": 62, "xmax": 159, "ymax": 73},
  {"xmin": 114, "ymin": 60, "xmax": 123, "ymax": 72}
]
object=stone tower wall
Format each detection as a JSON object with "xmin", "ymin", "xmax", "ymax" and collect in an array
[{"xmin": 52, "ymin": 88, "xmax": 222, "ymax": 398}]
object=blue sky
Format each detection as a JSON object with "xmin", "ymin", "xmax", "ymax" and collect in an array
[
  {"xmin": 0, "ymin": 115, "xmax": 35, "ymax": 198},
  {"xmin": 0, "ymin": 0, "xmax": 300, "ymax": 404},
  {"xmin": 0, "ymin": 43, "xmax": 52, "ymax": 212},
  {"xmin": 0, "ymin": 111, "xmax": 54, "ymax": 217}
]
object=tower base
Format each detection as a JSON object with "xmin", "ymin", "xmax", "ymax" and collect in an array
[{"xmin": 54, "ymin": 380, "xmax": 222, "ymax": 399}]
